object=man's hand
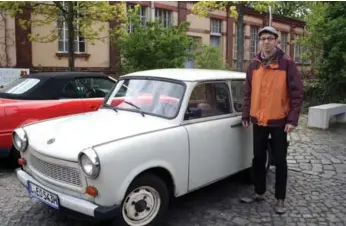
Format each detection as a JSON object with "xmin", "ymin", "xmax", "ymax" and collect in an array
[
  {"xmin": 284, "ymin": 124, "xmax": 295, "ymax": 133},
  {"xmin": 242, "ymin": 120, "xmax": 250, "ymax": 128}
]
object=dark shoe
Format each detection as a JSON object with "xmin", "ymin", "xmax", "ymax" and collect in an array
[
  {"xmin": 240, "ymin": 193, "xmax": 265, "ymax": 203},
  {"xmin": 275, "ymin": 199, "xmax": 287, "ymax": 214}
]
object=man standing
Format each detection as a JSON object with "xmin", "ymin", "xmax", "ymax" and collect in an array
[{"xmin": 240, "ymin": 26, "xmax": 304, "ymax": 214}]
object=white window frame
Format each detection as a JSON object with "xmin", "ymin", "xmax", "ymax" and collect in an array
[
  {"xmin": 280, "ymin": 31, "xmax": 288, "ymax": 53},
  {"xmin": 233, "ymin": 23, "xmax": 237, "ymax": 59},
  {"xmin": 57, "ymin": 2, "xmax": 86, "ymax": 53},
  {"xmin": 210, "ymin": 19, "xmax": 222, "ymax": 47},
  {"xmin": 127, "ymin": 4, "xmax": 148, "ymax": 33},
  {"xmin": 155, "ymin": 8, "xmax": 172, "ymax": 27},
  {"xmin": 294, "ymin": 35, "xmax": 302, "ymax": 63},
  {"xmin": 250, "ymin": 26, "xmax": 258, "ymax": 59}
]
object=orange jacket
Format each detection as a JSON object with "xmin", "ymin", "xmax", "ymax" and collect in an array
[{"xmin": 242, "ymin": 48, "xmax": 304, "ymax": 127}]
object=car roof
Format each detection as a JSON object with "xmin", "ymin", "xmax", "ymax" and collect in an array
[
  {"xmin": 26, "ymin": 72, "xmax": 109, "ymax": 79},
  {"xmin": 122, "ymin": 68, "xmax": 246, "ymax": 82}
]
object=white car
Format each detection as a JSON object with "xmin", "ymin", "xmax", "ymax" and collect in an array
[{"xmin": 14, "ymin": 69, "xmax": 274, "ymax": 226}]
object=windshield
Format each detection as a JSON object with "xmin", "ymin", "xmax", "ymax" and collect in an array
[
  {"xmin": 1, "ymin": 77, "xmax": 40, "ymax": 94},
  {"xmin": 104, "ymin": 78, "xmax": 185, "ymax": 118}
]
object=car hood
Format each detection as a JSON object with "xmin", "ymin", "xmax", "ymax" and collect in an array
[{"xmin": 24, "ymin": 108, "xmax": 176, "ymax": 161}]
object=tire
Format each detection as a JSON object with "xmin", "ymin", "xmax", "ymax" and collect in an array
[
  {"xmin": 9, "ymin": 147, "xmax": 20, "ymax": 167},
  {"xmin": 114, "ymin": 173, "xmax": 170, "ymax": 226}
]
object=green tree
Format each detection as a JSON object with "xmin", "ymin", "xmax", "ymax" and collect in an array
[
  {"xmin": 191, "ymin": 1, "xmax": 275, "ymax": 72},
  {"xmin": 298, "ymin": 2, "xmax": 346, "ymax": 104},
  {"xmin": 296, "ymin": 2, "xmax": 327, "ymax": 73},
  {"xmin": 117, "ymin": 5, "xmax": 193, "ymax": 74},
  {"xmin": 272, "ymin": 1, "xmax": 311, "ymax": 20},
  {"xmin": 193, "ymin": 45, "xmax": 226, "ymax": 70},
  {"xmin": 0, "ymin": 1, "xmax": 127, "ymax": 71},
  {"xmin": 191, "ymin": 1, "xmax": 311, "ymax": 71},
  {"xmin": 316, "ymin": 2, "xmax": 346, "ymax": 101}
]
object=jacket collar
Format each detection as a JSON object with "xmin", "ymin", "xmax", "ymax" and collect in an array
[{"xmin": 254, "ymin": 47, "xmax": 284, "ymax": 68}]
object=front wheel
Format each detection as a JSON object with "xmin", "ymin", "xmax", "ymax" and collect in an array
[{"xmin": 115, "ymin": 173, "xmax": 170, "ymax": 226}]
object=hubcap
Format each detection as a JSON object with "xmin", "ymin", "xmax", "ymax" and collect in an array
[{"xmin": 122, "ymin": 186, "xmax": 161, "ymax": 226}]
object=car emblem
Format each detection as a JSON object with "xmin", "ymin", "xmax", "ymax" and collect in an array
[{"xmin": 47, "ymin": 138, "xmax": 55, "ymax": 145}]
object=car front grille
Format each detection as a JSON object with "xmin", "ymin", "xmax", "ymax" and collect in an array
[{"xmin": 29, "ymin": 153, "xmax": 82, "ymax": 187}]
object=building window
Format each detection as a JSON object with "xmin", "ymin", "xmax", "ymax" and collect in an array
[
  {"xmin": 155, "ymin": 8, "xmax": 172, "ymax": 27},
  {"xmin": 185, "ymin": 36, "xmax": 202, "ymax": 69},
  {"xmin": 295, "ymin": 41, "xmax": 310, "ymax": 64},
  {"xmin": 233, "ymin": 23, "xmax": 237, "ymax": 59},
  {"xmin": 294, "ymin": 35, "xmax": 302, "ymax": 63},
  {"xmin": 210, "ymin": 19, "xmax": 222, "ymax": 47},
  {"xmin": 57, "ymin": 2, "xmax": 85, "ymax": 53},
  {"xmin": 294, "ymin": 43, "xmax": 301, "ymax": 63},
  {"xmin": 127, "ymin": 4, "xmax": 148, "ymax": 33},
  {"xmin": 250, "ymin": 26, "xmax": 258, "ymax": 59},
  {"xmin": 280, "ymin": 32, "xmax": 288, "ymax": 53}
]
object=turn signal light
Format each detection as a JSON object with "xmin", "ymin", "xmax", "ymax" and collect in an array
[
  {"xmin": 18, "ymin": 158, "xmax": 26, "ymax": 166},
  {"xmin": 86, "ymin": 186, "xmax": 98, "ymax": 197}
]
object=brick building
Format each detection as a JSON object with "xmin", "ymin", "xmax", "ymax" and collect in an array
[{"xmin": 0, "ymin": 1, "xmax": 309, "ymax": 75}]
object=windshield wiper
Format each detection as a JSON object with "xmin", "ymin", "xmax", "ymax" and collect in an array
[
  {"xmin": 123, "ymin": 100, "xmax": 145, "ymax": 117},
  {"xmin": 101, "ymin": 104, "xmax": 118, "ymax": 113}
]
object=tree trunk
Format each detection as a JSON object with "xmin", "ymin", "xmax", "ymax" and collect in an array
[
  {"xmin": 236, "ymin": 4, "xmax": 244, "ymax": 72},
  {"xmin": 67, "ymin": 1, "xmax": 75, "ymax": 71}
]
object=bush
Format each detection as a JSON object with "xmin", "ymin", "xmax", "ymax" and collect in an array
[
  {"xmin": 192, "ymin": 44, "xmax": 226, "ymax": 70},
  {"xmin": 115, "ymin": 6, "xmax": 193, "ymax": 74}
]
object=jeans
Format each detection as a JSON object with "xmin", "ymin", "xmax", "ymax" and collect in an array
[{"xmin": 252, "ymin": 124, "xmax": 288, "ymax": 200}]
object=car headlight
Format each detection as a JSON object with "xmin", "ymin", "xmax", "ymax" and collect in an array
[
  {"xmin": 78, "ymin": 148, "xmax": 100, "ymax": 179},
  {"xmin": 12, "ymin": 128, "xmax": 28, "ymax": 152}
]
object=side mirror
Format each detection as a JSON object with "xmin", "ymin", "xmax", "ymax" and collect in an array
[{"xmin": 184, "ymin": 107, "xmax": 202, "ymax": 120}]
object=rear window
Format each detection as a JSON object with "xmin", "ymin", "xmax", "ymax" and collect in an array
[{"xmin": 1, "ymin": 78, "xmax": 41, "ymax": 94}]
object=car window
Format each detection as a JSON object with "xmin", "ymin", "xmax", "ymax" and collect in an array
[
  {"xmin": 231, "ymin": 80, "xmax": 245, "ymax": 112},
  {"xmin": 185, "ymin": 81, "xmax": 232, "ymax": 120},
  {"xmin": 1, "ymin": 78, "xmax": 40, "ymax": 94},
  {"xmin": 78, "ymin": 77, "xmax": 114, "ymax": 92},
  {"xmin": 60, "ymin": 79, "xmax": 84, "ymax": 98},
  {"xmin": 105, "ymin": 78, "xmax": 185, "ymax": 119},
  {"xmin": 60, "ymin": 77, "xmax": 114, "ymax": 99}
]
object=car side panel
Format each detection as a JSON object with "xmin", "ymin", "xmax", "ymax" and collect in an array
[
  {"xmin": 80, "ymin": 98, "xmax": 105, "ymax": 112},
  {"xmin": 91, "ymin": 126, "xmax": 190, "ymax": 206}
]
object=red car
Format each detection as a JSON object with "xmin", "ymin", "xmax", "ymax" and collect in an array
[{"xmin": 0, "ymin": 72, "xmax": 116, "ymax": 164}]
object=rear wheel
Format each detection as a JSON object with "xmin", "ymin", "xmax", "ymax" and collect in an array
[{"xmin": 113, "ymin": 173, "xmax": 170, "ymax": 226}]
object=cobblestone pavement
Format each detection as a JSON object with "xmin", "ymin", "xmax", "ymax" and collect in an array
[{"xmin": 1, "ymin": 114, "xmax": 346, "ymax": 226}]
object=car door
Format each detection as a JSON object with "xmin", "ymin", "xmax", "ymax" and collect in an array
[
  {"xmin": 76, "ymin": 77, "xmax": 116, "ymax": 111},
  {"xmin": 230, "ymin": 79, "xmax": 253, "ymax": 172},
  {"xmin": 182, "ymin": 80, "xmax": 247, "ymax": 191}
]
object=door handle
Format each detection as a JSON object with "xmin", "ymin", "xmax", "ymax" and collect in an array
[{"xmin": 230, "ymin": 122, "xmax": 242, "ymax": 128}]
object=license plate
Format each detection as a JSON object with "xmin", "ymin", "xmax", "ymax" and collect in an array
[{"xmin": 28, "ymin": 181, "xmax": 60, "ymax": 209}]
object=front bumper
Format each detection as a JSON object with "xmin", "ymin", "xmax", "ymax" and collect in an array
[{"xmin": 16, "ymin": 168, "xmax": 120, "ymax": 221}]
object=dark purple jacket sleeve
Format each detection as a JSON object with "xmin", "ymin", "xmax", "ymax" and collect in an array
[
  {"xmin": 286, "ymin": 59, "xmax": 304, "ymax": 126},
  {"xmin": 242, "ymin": 63, "xmax": 253, "ymax": 121}
]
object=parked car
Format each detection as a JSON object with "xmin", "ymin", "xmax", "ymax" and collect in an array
[
  {"xmin": 14, "ymin": 69, "xmax": 274, "ymax": 226},
  {"xmin": 0, "ymin": 72, "xmax": 116, "ymax": 164}
]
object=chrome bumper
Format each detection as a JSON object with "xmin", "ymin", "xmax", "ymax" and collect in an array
[{"xmin": 16, "ymin": 168, "xmax": 120, "ymax": 220}]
